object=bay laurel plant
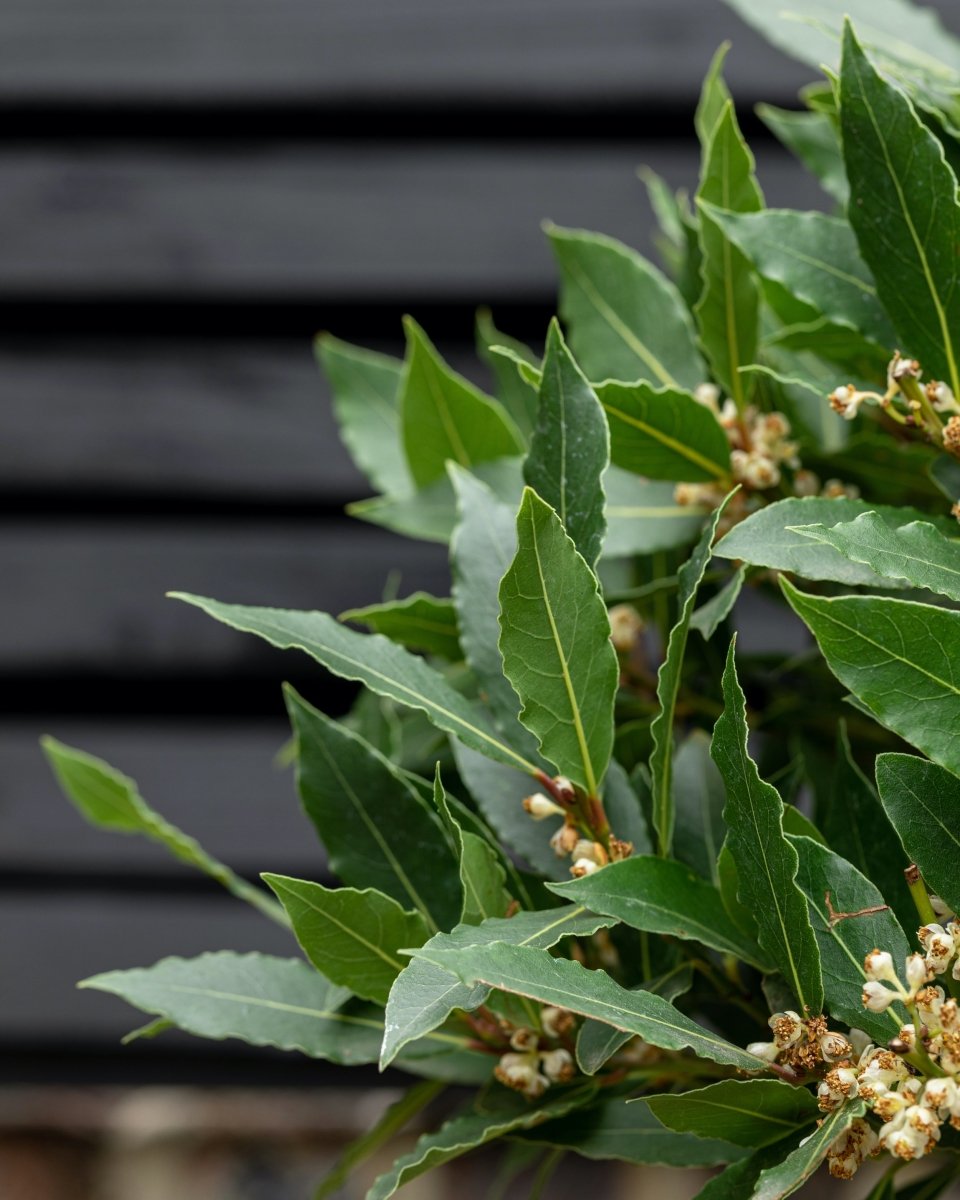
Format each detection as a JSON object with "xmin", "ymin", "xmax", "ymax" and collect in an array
[{"xmin": 41, "ymin": 2, "xmax": 960, "ymax": 1196}]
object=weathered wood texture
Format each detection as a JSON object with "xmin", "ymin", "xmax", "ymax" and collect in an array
[
  {"xmin": 0, "ymin": 0, "xmax": 812, "ymax": 104},
  {"xmin": 0, "ymin": 145, "xmax": 820, "ymax": 299}
]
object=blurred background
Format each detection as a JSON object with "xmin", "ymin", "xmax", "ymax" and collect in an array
[{"xmin": 1, "ymin": 2, "xmax": 954, "ymax": 1197}]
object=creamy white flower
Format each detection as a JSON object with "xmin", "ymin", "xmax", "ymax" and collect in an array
[
  {"xmin": 522, "ymin": 792, "xmax": 565, "ymax": 821},
  {"xmin": 768, "ymin": 1011, "xmax": 803, "ymax": 1050},
  {"xmin": 747, "ymin": 1040, "xmax": 780, "ymax": 1063},
  {"xmin": 569, "ymin": 857, "xmax": 599, "ymax": 878},
  {"xmin": 863, "ymin": 980, "xmax": 898, "ymax": 1012},
  {"xmin": 919, "ymin": 923, "xmax": 956, "ymax": 974},
  {"xmin": 820, "ymin": 1031, "xmax": 853, "ymax": 1062},
  {"xmin": 539, "ymin": 1047, "xmax": 574, "ymax": 1082},
  {"xmin": 906, "ymin": 954, "xmax": 929, "ymax": 992},
  {"xmin": 864, "ymin": 949, "xmax": 899, "ymax": 984}
]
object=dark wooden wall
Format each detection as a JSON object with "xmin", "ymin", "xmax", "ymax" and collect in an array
[{"xmin": 0, "ymin": 0, "xmax": 917, "ymax": 1086}]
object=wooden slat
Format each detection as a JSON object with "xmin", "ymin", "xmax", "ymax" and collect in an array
[
  {"xmin": 0, "ymin": 721, "xmax": 322, "ymax": 875},
  {"xmin": 0, "ymin": 145, "xmax": 822, "ymax": 298},
  {"xmin": 0, "ymin": 893, "xmax": 298, "ymax": 1041},
  {"xmin": 0, "ymin": 1, "xmax": 813, "ymax": 105},
  {"xmin": 0, "ymin": 340, "xmax": 479, "ymax": 501},
  {"xmin": 1, "ymin": 524, "xmax": 448, "ymax": 673}
]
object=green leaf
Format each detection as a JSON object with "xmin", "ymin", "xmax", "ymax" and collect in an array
[
  {"xmin": 717, "ymin": 840, "xmax": 760, "ymax": 944},
  {"xmin": 595, "ymin": 379, "xmax": 731, "ymax": 483},
  {"xmin": 524, "ymin": 319, "xmax": 609, "ymax": 566},
  {"xmin": 711, "ymin": 644, "xmax": 823, "ymax": 1014},
  {"xmin": 789, "ymin": 835, "xmax": 909, "ymax": 1041},
  {"xmin": 714, "ymin": 496, "xmax": 952, "ymax": 587},
  {"xmin": 841, "ymin": 23, "xmax": 960, "ymax": 397},
  {"xmin": 644, "ymin": 1079, "xmax": 818, "ymax": 1149},
  {"xmin": 756, "ymin": 104, "xmax": 847, "ymax": 206},
  {"xmin": 516, "ymin": 1097, "xmax": 744, "ymax": 1166},
  {"xmin": 42, "ymin": 737, "xmax": 287, "ymax": 927},
  {"xmin": 171, "ymin": 593, "xmax": 539, "ymax": 776},
  {"xmin": 315, "ymin": 1078, "xmax": 445, "ymax": 1199},
  {"xmin": 366, "ymin": 1091, "xmax": 592, "ymax": 1200},
  {"xmin": 603, "ymin": 758, "xmax": 653, "ymax": 856},
  {"xmin": 781, "ymin": 581, "xmax": 960, "ymax": 779},
  {"xmin": 262, "ymin": 875, "xmax": 429, "ymax": 1006},
  {"xmin": 433, "ymin": 768, "xmax": 511, "ymax": 926},
  {"xmin": 550, "ymin": 856, "xmax": 770, "ymax": 969},
  {"xmin": 498, "ymin": 488, "xmax": 619, "ymax": 795},
  {"xmin": 475, "ymin": 308, "xmax": 539, "ymax": 437},
  {"xmin": 575, "ymin": 963, "xmax": 693, "ymax": 1075},
  {"xmin": 673, "ymin": 731, "xmax": 726, "ymax": 887},
  {"xmin": 819, "ymin": 728, "xmax": 914, "ymax": 934},
  {"xmin": 930, "ymin": 453, "xmax": 960, "ymax": 503},
  {"xmin": 695, "ymin": 99, "xmax": 764, "ymax": 409},
  {"xmin": 315, "ymin": 334, "xmax": 410, "ymax": 496},
  {"xmin": 691, "ymin": 566, "xmax": 745, "ymax": 642},
  {"xmin": 793, "ymin": 511, "xmax": 960, "ymax": 602},
  {"xmin": 381, "ymin": 905, "xmax": 610, "ymax": 1068},
  {"xmin": 694, "ymin": 43, "xmax": 733, "ymax": 146},
  {"xmin": 753, "ymin": 1100, "xmax": 867, "ymax": 1200},
  {"xmin": 876, "ymin": 753, "xmax": 960, "ymax": 917},
  {"xmin": 705, "ymin": 207, "xmax": 895, "ymax": 349},
  {"xmin": 603, "ymin": 470, "xmax": 708, "ymax": 558},
  {"xmin": 694, "ymin": 1137, "xmax": 804, "ymax": 1200},
  {"xmin": 650, "ymin": 498, "xmax": 732, "ymax": 856},
  {"xmin": 284, "ymin": 687, "xmax": 460, "ymax": 931},
  {"xmin": 548, "ymin": 224, "xmax": 706, "ymax": 389},
  {"xmin": 414, "ymin": 942, "xmax": 774, "ymax": 1072},
  {"xmin": 400, "ymin": 317, "xmax": 523, "ymax": 488},
  {"xmin": 339, "ymin": 592, "xmax": 461, "ymax": 659}
]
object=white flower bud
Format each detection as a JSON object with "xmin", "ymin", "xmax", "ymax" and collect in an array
[
  {"xmin": 540, "ymin": 1006, "xmax": 573, "ymax": 1039},
  {"xmin": 820, "ymin": 1030, "xmax": 853, "ymax": 1062},
  {"xmin": 931, "ymin": 382, "xmax": 957, "ymax": 412},
  {"xmin": 747, "ymin": 1040, "xmax": 780, "ymax": 1063},
  {"xmin": 930, "ymin": 894, "xmax": 955, "ymax": 920},
  {"xmin": 694, "ymin": 382, "xmax": 720, "ymax": 411},
  {"xmin": 509, "ymin": 1027, "xmax": 538, "ymax": 1052},
  {"xmin": 495, "ymin": 1051, "xmax": 549, "ymax": 1098},
  {"xmin": 522, "ymin": 792, "xmax": 565, "ymax": 821},
  {"xmin": 550, "ymin": 824, "xmax": 578, "ymax": 858},
  {"xmin": 569, "ymin": 857, "xmax": 599, "ymax": 878},
  {"xmin": 848, "ymin": 1028, "xmax": 873, "ymax": 1058},
  {"xmin": 863, "ymin": 980, "xmax": 898, "ymax": 1012},
  {"xmin": 539, "ymin": 1047, "xmax": 575, "ymax": 1082},
  {"xmin": 906, "ymin": 953, "xmax": 929, "ymax": 992},
  {"xmin": 864, "ymin": 949, "xmax": 899, "ymax": 984},
  {"xmin": 571, "ymin": 840, "xmax": 605, "ymax": 865}
]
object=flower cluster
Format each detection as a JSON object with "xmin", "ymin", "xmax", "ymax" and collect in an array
[
  {"xmin": 747, "ymin": 1009, "xmax": 853, "ymax": 1075},
  {"xmin": 494, "ymin": 1007, "xmax": 576, "ymax": 1098},
  {"xmin": 674, "ymin": 385, "xmax": 855, "ymax": 529}
]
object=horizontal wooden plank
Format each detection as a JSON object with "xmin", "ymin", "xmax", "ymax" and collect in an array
[
  {"xmin": 0, "ymin": 721, "xmax": 324, "ymax": 875},
  {"xmin": 0, "ymin": 144, "xmax": 822, "ymax": 299},
  {"xmin": 0, "ymin": 892, "xmax": 299, "ymax": 1042},
  {"xmin": 0, "ymin": 1, "xmax": 814, "ymax": 105},
  {"xmin": 0, "ymin": 339, "xmax": 477, "ymax": 501},
  {"xmin": 2, "ymin": 524, "xmax": 448, "ymax": 674}
]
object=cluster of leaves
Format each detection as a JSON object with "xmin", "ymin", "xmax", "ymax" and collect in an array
[{"xmin": 43, "ymin": 1, "xmax": 960, "ymax": 1196}]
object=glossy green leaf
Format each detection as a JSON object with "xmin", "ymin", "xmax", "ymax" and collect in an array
[
  {"xmin": 415, "ymin": 942, "xmax": 774, "ymax": 1072},
  {"xmin": 603, "ymin": 758, "xmax": 653, "ymax": 856},
  {"xmin": 339, "ymin": 592, "xmax": 461, "ymax": 659},
  {"xmin": 650, "ymin": 499, "xmax": 732, "ymax": 856},
  {"xmin": 691, "ymin": 566, "xmax": 745, "ymax": 641},
  {"xmin": 433, "ymin": 768, "xmax": 510, "ymax": 926},
  {"xmin": 575, "ymin": 963, "xmax": 693, "ymax": 1075},
  {"xmin": 366, "ymin": 1091, "xmax": 592, "ymax": 1200},
  {"xmin": 42, "ymin": 737, "xmax": 287, "ymax": 927},
  {"xmin": 841, "ymin": 24, "xmax": 960, "ymax": 396},
  {"xmin": 756, "ymin": 104, "xmax": 847, "ymax": 206},
  {"xmin": 498, "ymin": 488, "xmax": 619, "ymax": 795},
  {"xmin": 694, "ymin": 1137, "xmax": 804, "ymax": 1200},
  {"xmin": 789, "ymin": 835, "xmax": 908, "ymax": 1041},
  {"xmin": 793, "ymin": 511, "xmax": 960, "ymax": 601},
  {"xmin": 603, "ymin": 470, "xmax": 708, "ymax": 557},
  {"xmin": 551, "ymin": 856, "xmax": 770, "ymax": 969},
  {"xmin": 315, "ymin": 1078, "xmax": 445, "ymax": 1199},
  {"xmin": 381, "ymin": 905, "xmax": 610, "ymax": 1068},
  {"xmin": 645, "ymin": 1079, "xmax": 818, "ymax": 1149},
  {"xmin": 524, "ymin": 319, "xmax": 609, "ymax": 566},
  {"xmin": 705, "ymin": 207, "xmax": 895, "ymax": 349},
  {"xmin": 819, "ymin": 728, "xmax": 914, "ymax": 934},
  {"xmin": 400, "ymin": 318, "xmax": 523, "ymax": 488},
  {"xmin": 717, "ymin": 840, "xmax": 760, "ymax": 944},
  {"xmin": 694, "ymin": 43, "xmax": 733, "ymax": 146},
  {"xmin": 548, "ymin": 224, "xmax": 706, "ymax": 389},
  {"xmin": 782, "ymin": 581, "xmax": 960, "ymax": 779},
  {"xmin": 673, "ymin": 731, "xmax": 726, "ymax": 886},
  {"xmin": 876, "ymin": 753, "xmax": 960, "ymax": 916},
  {"xmin": 517, "ymin": 1098, "xmax": 744, "ymax": 1166},
  {"xmin": 172, "ymin": 593, "xmax": 539, "ymax": 776},
  {"xmin": 714, "ymin": 496, "xmax": 952, "ymax": 586},
  {"xmin": 315, "ymin": 334, "xmax": 410, "ymax": 496},
  {"xmin": 262, "ymin": 875, "xmax": 430, "ymax": 1005},
  {"xmin": 285, "ymin": 687, "xmax": 460, "ymax": 931},
  {"xmin": 753, "ymin": 1100, "xmax": 867, "ymax": 1200},
  {"xmin": 596, "ymin": 379, "xmax": 730, "ymax": 483},
  {"xmin": 711, "ymin": 644, "xmax": 823, "ymax": 1013},
  {"xmin": 475, "ymin": 308, "xmax": 539, "ymax": 436},
  {"xmin": 695, "ymin": 100, "xmax": 764, "ymax": 408}
]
